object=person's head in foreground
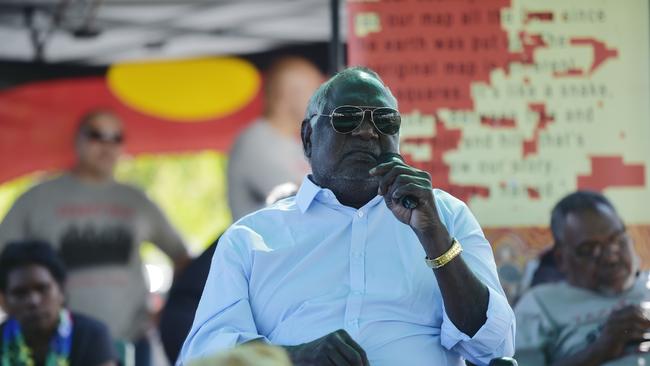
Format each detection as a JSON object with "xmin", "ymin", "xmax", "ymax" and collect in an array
[
  {"xmin": 74, "ymin": 109, "xmax": 124, "ymax": 181},
  {"xmin": 188, "ymin": 343, "xmax": 292, "ymax": 366},
  {"xmin": 0, "ymin": 240, "xmax": 116, "ymax": 366},
  {"xmin": 515, "ymin": 190, "xmax": 649, "ymax": 366}
]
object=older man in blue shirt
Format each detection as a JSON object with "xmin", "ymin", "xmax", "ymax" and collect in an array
[{"xmin": 178, "ymin": 67, "xmax": 515, "ymax": 365}]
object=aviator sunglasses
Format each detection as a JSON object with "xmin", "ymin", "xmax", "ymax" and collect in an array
[
  {"xmin": 309, "ymin": 105, "xmax": 401, "ymax": 135},
  {"xmin": 84, "ymin": 129, "xmax": 124, "ymax": 144}
]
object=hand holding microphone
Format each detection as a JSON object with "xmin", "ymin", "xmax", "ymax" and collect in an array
[
  {"xmin": 369, "ymin": 152, "xmax": 441, "ymax": 234},
  {"xmin": 375, "ymin": 153, "xmax": 418, "ymax": 209}
]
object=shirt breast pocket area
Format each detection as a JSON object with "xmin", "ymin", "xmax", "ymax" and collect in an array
[
  {"xmin": 249, "ymin": 247, "xmax": 349, "ymax": 341},
  {"xmin": 365, "ymin": 249, "xmax": 441, "ymax": 326}
]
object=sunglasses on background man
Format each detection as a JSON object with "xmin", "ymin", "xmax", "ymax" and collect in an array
[{"xmin": 84, "ymin": 129, "xmax": 124, "ymax": 144}]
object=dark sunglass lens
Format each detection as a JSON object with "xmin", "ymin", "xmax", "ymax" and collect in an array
[
  {"xmin": 373, "ymin": 108, "xmax": 401, "ymax": 135},
  {"xmin": 331, "ymin": 106, "xmax": 364, "ymax": 133},
  {"xmin": 86, "ymin": 129, "xmax": 123, "ymax": 144},
  {"xmin": 86, "ymin": 130, "xmax": 102, "ymax": 140}
]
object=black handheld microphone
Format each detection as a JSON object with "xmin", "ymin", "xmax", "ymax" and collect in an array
[{"xmin": 376, "ymin": 152, "xmax": 419, "ymax": 209}]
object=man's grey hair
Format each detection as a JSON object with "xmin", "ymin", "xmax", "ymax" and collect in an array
[{"xmin": 304, "ymin": 66, "xmax": 398, "ymax": 124}]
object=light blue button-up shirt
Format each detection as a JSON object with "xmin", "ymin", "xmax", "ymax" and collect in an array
[{"xmin": 178, "ymin": 177, "xmax": 515, "ymax": 365}]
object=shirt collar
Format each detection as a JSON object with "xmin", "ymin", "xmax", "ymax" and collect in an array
[
  {"xmin": 296, "ymin": 175, "xmax": 384, "ymax": 213},
  {"xmin": 296, "ymin": 175, "xmax": 324, "ymax": 213}
]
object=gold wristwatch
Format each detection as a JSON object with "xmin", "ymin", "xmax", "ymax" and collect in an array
[{"xmin": 425, "ymin": 238, "xmax": 462, "ymax": 269}]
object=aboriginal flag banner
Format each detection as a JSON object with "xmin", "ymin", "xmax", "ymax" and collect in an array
[{"xmin": 0, "ymin": 57, "xmax": 263, "ymax": 184}]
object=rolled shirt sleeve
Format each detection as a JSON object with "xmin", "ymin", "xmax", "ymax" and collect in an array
[
  {"xmin": 176, "ymin": 226, "xmax": 267, "ymax": 365},
  {"xmin": 441, "ymin": 287, "xmax": 516, "ymax": 365},
  {"xmin": 434, "ymin": 189, "xmax": 516, "ymax": 365}
]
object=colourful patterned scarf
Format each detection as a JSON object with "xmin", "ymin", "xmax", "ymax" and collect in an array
[{"xmin": 1, "ymin": 309, "xmax": 72, "ymax": 366}]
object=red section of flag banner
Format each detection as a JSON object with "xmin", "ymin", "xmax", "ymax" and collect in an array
[{"xmin": 0, "ymin": 77, "xmax": 262, "ymax": 184}]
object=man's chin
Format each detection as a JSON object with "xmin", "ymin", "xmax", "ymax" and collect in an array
[
  {"xmin": 21, "ymin": 316, "xmax": 57, "ymax": 333},
  {"xmin": 596, "ymin": 271, "xmax": 635, "ymax": 295},
  {"xmin": 319, "ymin": 174, "xmax": 377, "ymax": 194},
  {"xmin": 313, "ymin": 169, "xmax": 379, "ymax": 193},
  {"xmin": 333, "ymin": 175, "xmax": 376, "ymax": 185}
]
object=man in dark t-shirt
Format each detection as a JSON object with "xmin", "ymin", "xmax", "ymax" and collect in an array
[
  {"xmin": 0, "ymin": 240, "xmax": 117, "ymax": 366},
  {"xmin": 0, "ymin": 312, "xmax": 116, "ymax": 366}
]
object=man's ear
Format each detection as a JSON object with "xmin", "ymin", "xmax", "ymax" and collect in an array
[{"xmin": 301, "ymin": 118, "xmax": 312, "ymax": 159}]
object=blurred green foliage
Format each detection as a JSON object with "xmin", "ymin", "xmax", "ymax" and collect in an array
[
  {"xmin": 0, "ymin": 151, "xmax": 232, "ymax": 255},
  {"xmin": 116, "ymin": 150, "xmax": 231, "ymax": 253}
]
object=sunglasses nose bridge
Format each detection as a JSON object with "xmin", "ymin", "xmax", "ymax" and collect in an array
[{"xmin": 351, "ymin": 108, "xmax": 380, "ymax": 137}]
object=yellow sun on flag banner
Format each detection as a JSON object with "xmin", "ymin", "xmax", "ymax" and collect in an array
[{"xmin": 107, "ymin": 57, "xmax": 261, "ymax": 121}]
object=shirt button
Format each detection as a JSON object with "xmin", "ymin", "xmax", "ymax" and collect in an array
[
  {"xmin": 352, "ymin": 290, "xmax": 363, "ymax": 295},
  {"xmin": 357, "ymin": 210, "xmax": 364, "ymax": 217},
  {"xmin": 348, "ymin": 319, "xmax": 358, "ymax": 326}
]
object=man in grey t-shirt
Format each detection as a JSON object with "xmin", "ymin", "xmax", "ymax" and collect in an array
[
  {"xmin": 515, "ymin": 191, "xmax": 650, "ymax": 366},
  {"xmin": 0, "ymin": 110, "xmax": 191, "ymax": 365},
  {"xmin": 227, "ymin": 57, "xmax": 322, "ymax": 220}
]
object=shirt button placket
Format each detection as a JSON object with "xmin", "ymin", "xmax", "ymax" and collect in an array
[{"xmin": 345, "ymin": 209, "xmax": 367, "ymax": 335}]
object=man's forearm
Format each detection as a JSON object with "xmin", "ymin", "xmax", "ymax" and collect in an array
[
  {"xmin": 434, "ymin": 255, "xmax": 489, "ymax": 336},
  {"xmin": 419, "ymin": 230, "xmax": 489, "ymax": 337}
]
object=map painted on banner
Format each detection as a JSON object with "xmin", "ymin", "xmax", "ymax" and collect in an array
[{"xmin": 348, "ymin": 0, "xmax": 650, "ymax": 228}]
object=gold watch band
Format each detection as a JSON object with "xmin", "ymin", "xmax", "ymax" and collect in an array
[{"xmin": 425, "ymin": 238, "xmax": 462, "ymax": 269}]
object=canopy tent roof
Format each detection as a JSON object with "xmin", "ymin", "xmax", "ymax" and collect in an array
[{"xmin": 0, "ymin": 0, "xmax": 345, "ymax": 65}]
